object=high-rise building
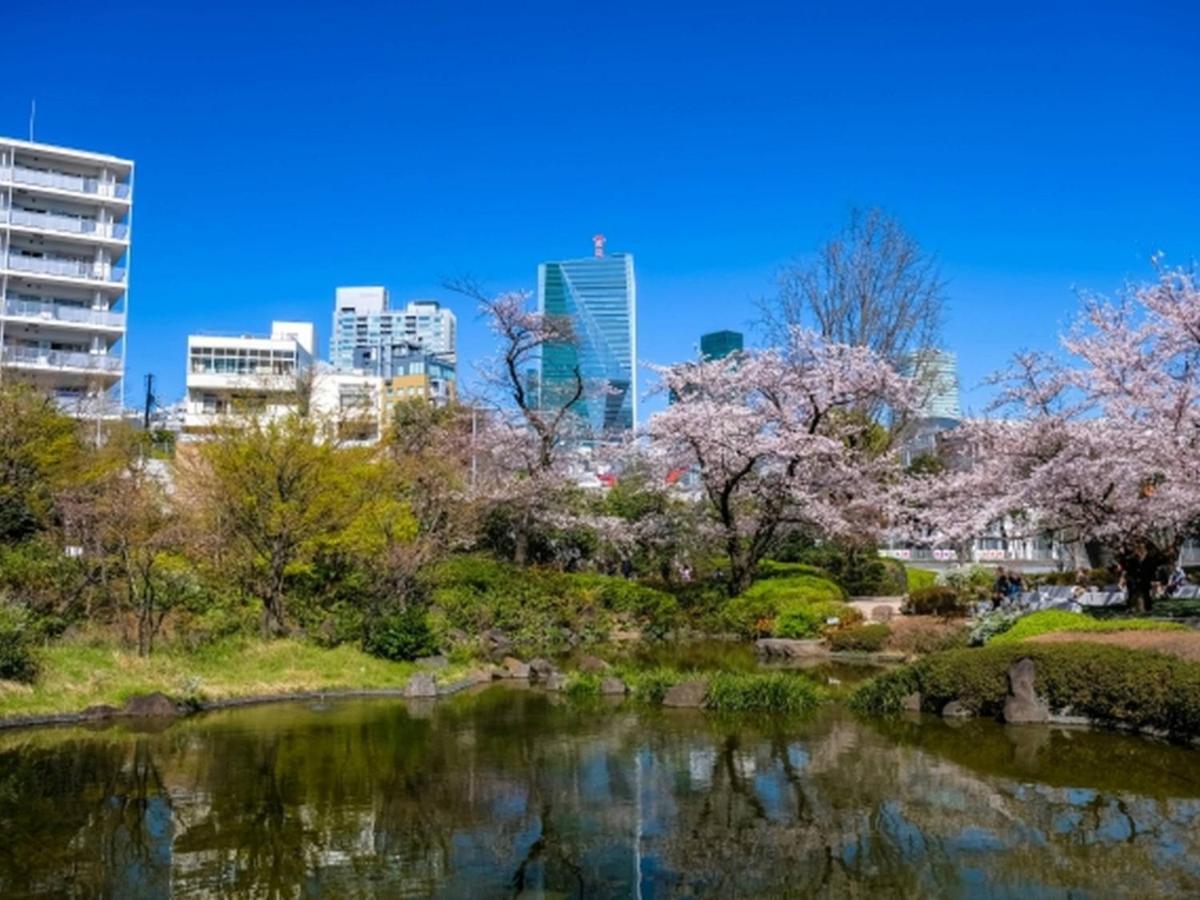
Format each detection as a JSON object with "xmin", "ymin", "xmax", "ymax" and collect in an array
[
  {"xmin": 538, "ymin": 235, "xmax": 637, "ymax": 433},
  {"xmin": 0, "ymin": 138, "xmax": 133, "ymax": 414},
  {"xmin": 700, "ymin": 329, "xmax": 743, "ymax": 361},
  {"xmin": 331, "ymin": 287, "xmax": 457, "ymax": 372},
  {"xmin": 903, "ymin": 349, "xmax": 961, "ymax": 422}
]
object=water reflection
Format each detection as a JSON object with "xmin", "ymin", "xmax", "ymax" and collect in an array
[{"xmin": 1, "ymin": 687, "xmax": 1199, "ymax": 897}]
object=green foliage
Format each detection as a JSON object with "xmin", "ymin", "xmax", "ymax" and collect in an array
[
  {"xmin": 827, "ymin": 623, "xmax": 890, "ymax": 653},
  {"xmin": 620, "ymin": 667, "xmax": 685, "ymax": 703},
  {"xmin": 968, "ymin": 609, "xmax": 1021, "ymax": 646},
  {"xmin": 704, "ymin": 671, "xmax": 822, "ymax": 714},
  {"xmin": 988, "ymin": 610, "xmax": 1185, "ymax": 645},
  {"xmin": 1151, "ymin": 598, "xmax": 1200, "ymax": 619},
  {"xmin": 905, "ymin": 567, "xmax": 938, "ymax": 592},
  {"xmin": 565, "ymin": 671, "xmax": 602, "ymax": 698},
  {"xmin": 0, "ymin": 599, "xmax": 39, "ymax": 682},
  {"xmin": 850, "ymin": 643, "xmax": 1200, "ymax": 741},
  {"xmin": 769, "ymin": 540, "xmax": 906, "ymax": 595},
  {"xmin": 756, "ymin": 560, "xmax": 834, "ymax": 581},
  {"xmin": 362, "ymin": 607, "xmax": 438, "ymax": 662},
  {"xmin": 775, "ymin": 601, "xmax": 862, "ymax": 639},
  {"xmin": 942, "ymin": 565, "xmax": 994, "ymax": 603},
  {"xmin": 886, "ymin": 619, "xmax": 970, "ymax": 655},
  {"xmin": 904, "ymin": 586, "xmax": 967, "ymax": 618}
]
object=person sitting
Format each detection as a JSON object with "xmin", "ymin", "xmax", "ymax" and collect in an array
[
  {"xmin": 991, "ymin": 567, "xmax": 1010, "ymax": 608},
  {"xmin": 1168, "ymin": 566, "xmax": 1188, "ymax": 597}
]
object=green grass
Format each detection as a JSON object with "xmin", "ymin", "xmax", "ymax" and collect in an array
[
  {"xmin": 906, "ymin": 567, "xmax": 938, "ymax": 592},
  {"xmin": 0, "ymin": 637, "xmax": 446, "ymax": 719},
  {"xmin": 704, "ymin": 671, "xmax": 823, "ymax": 713},
  {"xmin": 989, "ymin": 610, "xmax": 1185, "ymax": 645}
]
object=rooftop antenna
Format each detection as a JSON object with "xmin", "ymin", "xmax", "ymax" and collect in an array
[
  {"xmin": 28, "ymin": 99, "xmax": 35, "ymax": 142},
  {"xmin": 593, "ymin": 233, "xmax": 606, "ymax": 258}
]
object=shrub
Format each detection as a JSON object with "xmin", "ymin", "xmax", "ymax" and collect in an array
[
  {"xmin": 904, "ymin": 586, "xmax": 967, "ymax": 618},
  {"xmin": 885, "ymin": 618, "xmax": 970, "ymax": 655},
  {"xmin": 704, "ymin": 672, "xmax": 822, "ymax": 714},
  {"xmin": 621, "ymin": 667, "xmax": 685, "ymax": 703},
  {"xmin": 942, "ymin": 566, "xmax": 994, "ymax": 603},
  {"xmin": 905, "ymin": 567, "xmax": 937, "ymax": 593},
  {"xmin": 968, "ymin": 609, "xmax": 1021, "ymax": 646},
  {"xmin": 721, "ymin": 573, "xmax": 848, "ymax": 638},
  {"xmin": 988, "ymin": 610, "xmax": 1185, "ymax": 646},
  {"xmin": 828, "ymin": 623, "xmax": 890, "ymax": 653},
  {"xmin": 756, "ymin": 560, "xmax": 833, "ymax": 581},
  {"xmin": 770, "ymin": 542, "xmax": 905, "ymax": 596},
  {"xmin": 850, "ymin": 643, "xmax": 1200, "ymax": 741},
  {"xmin": 361, "ymin": 608, "xmax": 438, "ymax": 662},
  {"xmin": 565, "ymin": 671, "xmax": 602, "ymax": 698},
  {"xmin": 0, "ymin": 600, "xmax": 39, "ymax": 682},
  {"xmin": 776, "ymin": 601, "xmax": 862, "ymax": 639}
]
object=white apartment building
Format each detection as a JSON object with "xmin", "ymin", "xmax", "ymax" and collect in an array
[
  {"xmin": 0, "ymin": 138, "xmax": 133, "ymax": 413},
  {"xmin": 331, "ymin": 286, "xmax": 457, "ymax": 370},
  {"xmin": 184, "ymin": 321, "xmax": 315, "ymax": 434}
]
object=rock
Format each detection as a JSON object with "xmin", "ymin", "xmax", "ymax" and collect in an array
[
  {"xmin": 870, "ymin": 605, "xmax": 895, "ymax": 623},
  {"xmin": 662, "ymin": 681, "xmax": 707, "ymax": 708},
  {"xmin": 941, "ymin": 700, "xmax": 972, "ymax": 719},
  {"xmin": 82, "ymin": 704, "xmax": 120, "ymax": 720},
  {"xmin": 482, "ymin": 628, "xmax": 512, "ymax": 660},
  {"xmin": 1003, "ymin": 657, "xmax": 1051, "ymax": 724},
  {"xmin": 403, "ymin": 673, "xmax": 438, "ymax": 698},
  {"xmin": 122, "ymin": 693, "xmax": 180, "ymax": 718},
  {"xmin": 901, "ymin": 692, "xmax": 922, "ymax": 713},
  {"xmin": 600, "ymin": 677, "xmax": 627, "ymax": 695},
  {"xmin": 577, "ymin": 655, "xmax": 612, "ymax": 674},
  {"xmin": 528, "ymin": 658, "xmax": 557, "ymax": 680},
  {"xmin": 415, "ymin": 654, "xmax": 448, "ymax": 670},
  {"xmin": 501, "ymin": 657, "xmax": 532, "ymax": 679},
  {"xmin": 546, "ymin": 672, "xmax": 567, "ymax": 692},
  {"xmin": 754, "ymin": 638, "xmax": 826, "ymax": 658}
]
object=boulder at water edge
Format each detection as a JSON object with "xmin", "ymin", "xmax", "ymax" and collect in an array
[
  {"xmin": 578, "ymin": 655, "xmax": 612, "ymax": 674},
  {"xmin": 122, "ymin": 693, "xmax": 180, "ymax": 718},
  {"xmin": 502, "ymin": 657, "xmax": 532, "ymax": 679},
  {"xmin": 403, "ymin": 673, "xmax": 439, "ymax": 698},
  {"xmin": 662, "ymin": 681, "xmax": 707, "ymax": 708},
  {"xmin": 941, "ymin": 700, "xmax": 972, "ymax": 718},
  {"xmin": 600, "ymin": 677, "xmax": 627, "ymax": 695},
  {"xmin": 528, "ymin": 658, "xmax": 557, "ymax": 680},
  {"xmin": 1003, "ymin": 657, "xmax": 1051, "ymax": 724},
  {"xmin": 546, "ymin": 672, "xmax": 567, "ymax": 692}
]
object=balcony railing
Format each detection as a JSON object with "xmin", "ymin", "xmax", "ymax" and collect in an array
[
  {"xmin": 3, "ymin": 298, "xmax": 125, "ymax": 329},
  {"xmin": 5, "ymin": 208, "xmax": 129, "ymax": 240},
  {"xmin": 2, "ymin": 345, "xmax": 122, "ymax": 373},
  {"xmin": 3, "ymin": 166, "xmax": 131, "ymax": 200},
  {"xmin": 5, "ymin": 255, "xmax": 127, "ymax": 283}
]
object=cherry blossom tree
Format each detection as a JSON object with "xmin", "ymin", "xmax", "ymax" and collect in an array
[
  {"xmin": 646, "ymin": 331, "xmax": 913, "ymax": 595},
  {"xmin": 899, "ymin": 267, "xmax": 1200, "ymax": 610}
]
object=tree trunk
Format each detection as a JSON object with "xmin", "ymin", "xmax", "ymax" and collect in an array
[
  {"xmin": 726, "ymin": 534, "xmax": 753, "ymax": 597},
  {"xmin": 1117, "ymin": 538, "xmax": 1180, "ymax": 613}
]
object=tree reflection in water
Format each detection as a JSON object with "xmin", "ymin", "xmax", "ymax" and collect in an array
[{"xmin": 2, "ymin": 687, "xmax": 1200, "ymax": 897}]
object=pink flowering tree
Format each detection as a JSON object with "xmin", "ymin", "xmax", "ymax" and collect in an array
[
  {"xmin": 646, "ymin": 331, "xmax": 912, "ymax": 595},
  {"xmin": 900, "ymin": 267, "xmax": 1200, "ymax": 610}
]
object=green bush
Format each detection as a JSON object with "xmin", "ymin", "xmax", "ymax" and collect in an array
[
  {"xmin": 621, "ymin": 667, "xmax": 685, "ymax": 703},
  {"xmin": 942, "ymin": 566, "xmax": 995, "ymax": 603},
  {"xmin": 361, "ymin": 607, "xmax": 438, "ymax": 662},
  {"xmin": 769, "ymin": 541, "xmax": 904, "ymax": 595},
  {"xmin": 905, "ymin": 567, "xmax": 938, "ymax": 592},
  {"xmin": 988, "ymin": 610, "xmax": 1185, "ymax": 646},
  {"xmin": 828, "ymin": 623, "xmax": 890, "ymax": 652},
  {"xmin": 756, "ymin": 560, "xmax": 834, "ymax": 581},
  {"xmin": 704, "ymin": 671, "xmax": 822, "ymax": 714},
  {"xmin": 0, "ymin": 600, "xmax": 39, "ymax": 682},
  {"xmin": 968, "ymin": 609, "xmax": 1021, "ymax": 646},
  {"xmin": 904, "ymin": 586, "xmax": 967, "ymax": 618},
  {"xmin": 886, "ymin": 619, "xmax": 970, "ymax": 655},
  {"xmin": 775, "ymin": 601, "xmax": 862, "ymax": 639},
  {"xmin": 850, "ymin": 643, "xmax": 1200, "ymax": 741}
]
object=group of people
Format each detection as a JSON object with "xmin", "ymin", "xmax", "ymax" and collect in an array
[
  {"xmin": 991, "ymin": 567, "xmax": 1027, "ymax": 607},
  {"xmin": 990, "ymin": 562, "xmax": 1191, "ymax": 607}
]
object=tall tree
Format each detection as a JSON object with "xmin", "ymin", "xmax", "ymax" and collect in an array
[{"xmin": 765, "ymin": 207, "xmax": 945, "ymax": 367}]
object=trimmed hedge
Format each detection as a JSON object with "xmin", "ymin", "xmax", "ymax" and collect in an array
[
  {"xmin": 722, "ymin": 574, "xmax": 851, "ymax": 638},
  {"xmin": 828, "ymin": 623, "xmax": 890, "ymax": 653},
  {"xmin": 904, "ymin": 586, "xmax": 967, "ymax": 618},
  {"xmin": 988, "ymin": 610, "xmax": 1185, "ymax": 646},
  {"xmin": 851, "ymin": 643, "xmax": 1200, "ymax": 741}
]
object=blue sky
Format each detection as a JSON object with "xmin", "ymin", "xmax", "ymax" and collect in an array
[{"xmin": 6, "ymin": 1, "xmax": 1199, "ymax": 416}]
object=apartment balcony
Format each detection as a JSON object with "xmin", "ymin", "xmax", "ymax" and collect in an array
[
  {"xmin": 2, "ymin": 166, "xmax": 131, "ymax": 203},
  {"xmin": 4, "ymin": 254, "xmax": 127, "ymax": 285},
  {"xmin": 2, "ymin": 345, "xmax": 122, "ymax": 376},
  {"xmin": 3, "ymin": 298, "xmax": 125, "ymax": 331},
  {"xmin": 5, "ymin": 208, "xmax": 129, "ymax": 242}
]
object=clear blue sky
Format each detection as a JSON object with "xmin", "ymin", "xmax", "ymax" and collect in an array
[{"xmin": 7, "ymin": 1, "xmax": 1199, "ymax": 416}]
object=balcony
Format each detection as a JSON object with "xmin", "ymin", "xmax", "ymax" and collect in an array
[
  {"xmin": 2, "ymin": 345, "xmax": 122, "ymax": 374},
  {"xmin": 5, "ymin": 208, "xmax": 129, "ymax": 241},
  {"xmin": 3, "ymin": 298, "xmax": 125, "ymax": 330},
  {"xmin": 5, "ymin": 254, "xmax": 127, "ymax": 284},
  {"xmin": 3, "ymin": 166, "xmax": 131, "ymax": 201}
]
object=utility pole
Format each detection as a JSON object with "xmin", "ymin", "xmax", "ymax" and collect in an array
[{"xmin": 143, "ymin": 373, "xmax": 155, "ymax": 431}]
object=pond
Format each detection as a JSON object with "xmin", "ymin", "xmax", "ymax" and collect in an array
[{"xmin": 2, "ymin": 683, "xmax": 1200, "ymax": 898}]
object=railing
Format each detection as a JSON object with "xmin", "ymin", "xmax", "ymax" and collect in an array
[
  {"xmin": 5, "ymin": 208, "xmax": 129, "ymax": 240},
  {"xmin": 2, "ymin": 166, "xmax": 132, "ymax": 200},
  {"xmin": 1, "ymin": 345, "xmax": 122, "ymax": 373},
  {"xmin": 5, "ymin": 255, "xmax": 127, "ymax": 283},
  {"xmin": 3, "ymin": 298, "xmax": 125, "ymax": 329}
]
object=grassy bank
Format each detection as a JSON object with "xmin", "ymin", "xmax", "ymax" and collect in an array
[
  {"xmin": 851, "ymin": 642, "xmax": 1200, "ymax": 741},
  {"xmin": 988, "ymin": 610, "xmax": 1185, "ymax": 645},
  {"xmin": 566, "ymin": 666, "xmax": 825, "ymax": 714},
  {"xmin": 0, "ymin": 638, "xmax": 444, "ymax": 720}
]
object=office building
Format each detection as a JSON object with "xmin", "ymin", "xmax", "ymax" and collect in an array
[
  {"xmin": 183, "ymin": 321, "xmax": 315, "ymax": 434},
  {"xmin": 381, "ymin": 342, "xmax": 456, "ymax": 409},
  {"xmin": 0, "ymin": 138, "xmax": 133, "ymax": 414},
  {"xmin": 538, "ymin": 235, "xmax": 637, "ymax": 433},
  {"xmin": 903, "ymin": 349, "xmax": 961, "ymax": 422},
  {"xmin": 331, "ymin": 287, "xmax": 457, "ymax": 372},
  {"xmin": 700, "ymin": 329, "xmax": 743, "ymax": 361}
]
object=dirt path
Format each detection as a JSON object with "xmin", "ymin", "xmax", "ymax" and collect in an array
[{"xmin": 1027, "ymin": 630, "xmax": 1200, "ymax": 662}]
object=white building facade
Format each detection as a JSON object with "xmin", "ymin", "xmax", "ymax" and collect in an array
[
  {"xmin": 0, "ymin": 138, "xmax": 133, "ymax": 414},
  {"xmin": 331, "ymin": 287, "xmax": 457, "ymax": 371}
]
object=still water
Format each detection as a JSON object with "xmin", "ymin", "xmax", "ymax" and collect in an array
[{"xmin": 2, "ymin": 685, "xmax": 1200, "ymax": 898}]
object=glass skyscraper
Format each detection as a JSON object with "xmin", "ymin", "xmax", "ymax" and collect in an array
[
  {"xmin": 700, "ymin": 329, "xmax": 743, "ymax": 361},
  {"xmin": 537, "ymin": 238, "xmax": 636, "ymax": 433}
]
